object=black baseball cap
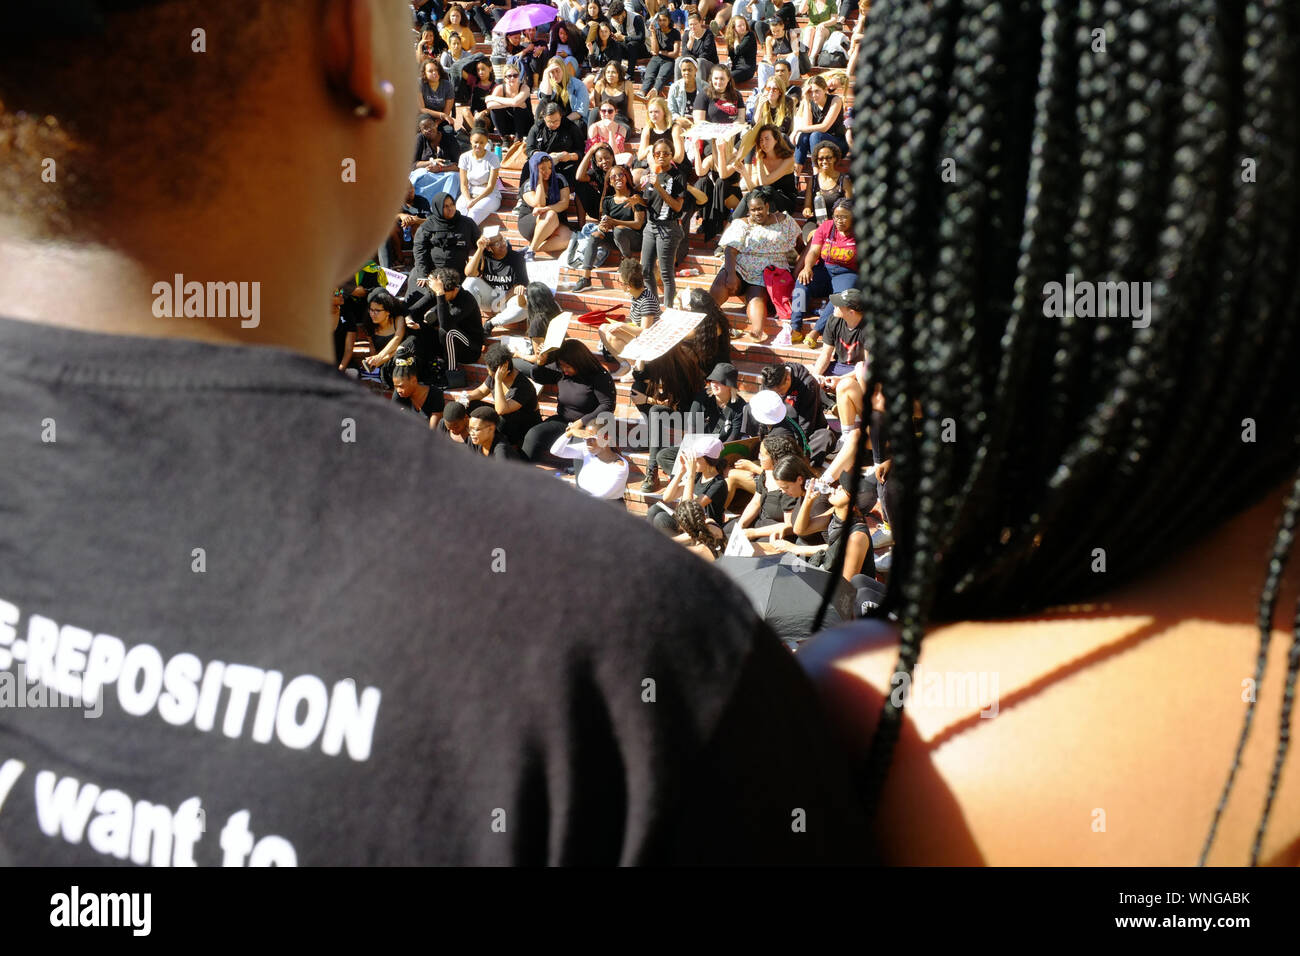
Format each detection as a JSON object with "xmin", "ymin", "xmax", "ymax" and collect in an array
[
  {"xmin": 706, "ymin": 362, "xmax": 739, "ymax": 387},
  {"xmin": 830, "ymin": 288, "xmax": 866, "ymax": 312}
]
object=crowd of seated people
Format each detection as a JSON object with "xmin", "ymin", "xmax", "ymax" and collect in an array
[{"xmin": 330, "ymin": 0, "xmax": 882, "ymax": 615}]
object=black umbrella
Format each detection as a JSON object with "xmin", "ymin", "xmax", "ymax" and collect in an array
[{"xmin": 714, "ymin": 553, "xmax": 855, "ymax": 641}]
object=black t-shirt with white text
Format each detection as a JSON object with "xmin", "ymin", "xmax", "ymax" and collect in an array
[{"xmin": 0, "ymin": 315, "xmax": 871, "ymax": 865}]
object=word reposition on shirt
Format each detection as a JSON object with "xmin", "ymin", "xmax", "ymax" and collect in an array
[{"xmin": 0, "ymin": 598, "xmax": 381, "ymax": 761}]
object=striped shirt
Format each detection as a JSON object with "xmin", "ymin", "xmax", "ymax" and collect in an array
[{"xmin": 629, "ymin": 286, "xmax": 660, "ymax": 326}]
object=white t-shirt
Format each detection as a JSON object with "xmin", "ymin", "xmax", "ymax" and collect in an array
[
  {"xmin": 549, "ymin": 436, "xmax": 630, "ymax": 500},
  {"xmin": 459, "ymin": 150, "xmax": 501, "ymax": 195}
]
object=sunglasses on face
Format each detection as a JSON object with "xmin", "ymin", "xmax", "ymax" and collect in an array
[{"xmin": 600, "ymin": 107, "xmax": 615, "ymax": 114}]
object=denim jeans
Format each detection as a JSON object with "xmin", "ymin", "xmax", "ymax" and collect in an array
[
  {"xmin": 641, "ymin": 219, "xmax": 683, "ymax": 307},
  {"xmin": 794, "ymin": 130, "xmax": 850, "ymax": 168},
  {"xmin": 792, "ymin": 261, "xmax": 856, "ymax": 332}
]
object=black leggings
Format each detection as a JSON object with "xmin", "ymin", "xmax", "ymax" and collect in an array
[
  {"xmin": 634, "ymin": 399, "xmax": 677, "ymax": 474},
  {"xmin": 729, "ymin": 62, "xmax": 756, "ymax": 84},
  {"xmin": 490, "ymin": 105, "xmax": 534, "ymax": 140},
  {"xmin": 521, "ymin": 416, "xmax": 572, "ymax": 465},
  {"xmin": 647, "ymin": 501, "xmax": 680, "ymax": 532}
]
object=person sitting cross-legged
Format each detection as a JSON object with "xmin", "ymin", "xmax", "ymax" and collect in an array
[{"xmin": 465, "ymin": 231, "xmax": 530, "ymax": 336}]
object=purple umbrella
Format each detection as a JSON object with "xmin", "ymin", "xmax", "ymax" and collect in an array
[{"xmin": 492, "ymin": 3, "xmax": 557, "ymax": 34}]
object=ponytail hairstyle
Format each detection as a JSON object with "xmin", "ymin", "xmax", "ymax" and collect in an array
[{"xmin": 840, "ymin": 0, "xmax": 1300, "ymax": 865}]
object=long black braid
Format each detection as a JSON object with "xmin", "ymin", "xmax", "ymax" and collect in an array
[{"xmin": 846, "ymin": 0, "xmax": 1300, "ymax": 863}]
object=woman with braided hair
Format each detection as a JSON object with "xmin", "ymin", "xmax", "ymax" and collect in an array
[
  {"xmin": 673, "ymin": 499, "xmax": 726, "ymax": 560},
  {"xmin": 801, "ymin": 0, "xmax": 1300, "ymax": 866}
]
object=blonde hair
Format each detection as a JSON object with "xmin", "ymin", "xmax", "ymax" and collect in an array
[
  {"xmin": 755, "ymin": 79, "xmax": 793, "ymax": 129},
  {"xmin": 545, "ymin": 56, "xmax": 575, "ymax": 108},
  {"xmin": 646, "ymin": 95, "xmax": 670, "ymax": 129}
]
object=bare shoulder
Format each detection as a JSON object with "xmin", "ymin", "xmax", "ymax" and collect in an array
[{"xmin": 800, "ymin": 611, "xmax": 1300, "ymax": 866}]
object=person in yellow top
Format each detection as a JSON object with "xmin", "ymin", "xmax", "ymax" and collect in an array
[{"xmin": 439, "ymin": 4, "xmax": 477, "ymax": 54}]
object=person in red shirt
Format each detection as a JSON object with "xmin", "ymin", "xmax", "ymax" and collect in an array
[{"xmin": 791, "ymin": 199, "xmax": 856, "ymax": 347}]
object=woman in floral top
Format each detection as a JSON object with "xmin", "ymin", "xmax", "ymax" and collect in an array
[{"xmin": 709, "ymin": 186, "xmax": 801, "ymax": 344}]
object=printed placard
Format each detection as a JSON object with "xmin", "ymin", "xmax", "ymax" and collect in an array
[{"xmin": 619, "ymin": 309, "xmax": 705, "ymax": 362}]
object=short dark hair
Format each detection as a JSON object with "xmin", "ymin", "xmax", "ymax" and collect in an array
[
  {"xmin": 0, "ymin": 1, "xmax": 299, "ymax": 239},
  {"xmin": 442, "ymin": 401, "xmax": 468, "ymax": 423},
  {"xmin": 469, "ymin": 407, "xmax": 499, "ymax": 425},
  {"xmin": 482, "ymin": 343, "xmax": 513, "ymax": 372},
  {"xmin": 608, "ymin": 0, "xmax": 625, "ymax": 15},
  {"xmin": 619, "ymin": 259, "xmax": 644, "ymax": 289},
  {"xmin": 433, "ymin": 267, "xmax": 461, "ymax": 290}
]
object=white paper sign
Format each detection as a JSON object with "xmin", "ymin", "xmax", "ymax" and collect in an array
[
  {"xmin": 619, "ymin": 309, "xmax": 705, "ymax": 362},
  {"xmin": 685, "ymin": 121, "xmax": 748, "ymax": 146},
  {"xmin": 383, "ymin": 268, "xmax": 408, "ymax": 296},
  {"xmin": 725, "ymin": 520, "xmax": 756, "ymax": 557}
]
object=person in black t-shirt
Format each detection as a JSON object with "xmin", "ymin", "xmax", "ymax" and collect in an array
[
  {"xmin": 813, "ymin": 287, "xmax": 867, "ymax": 378},
  {"xmin": 392, "ymin": 351, "xmax": 447, "ymax": 428},
  {"xmin": 641, "ymin": 11, "xmax": 681, "ymax": 95},
  {"xmin": 459, "ymin": 343, "xmax": 543, "ymax": 451},
  {"xmin": 768, "ymin": 453, "xmax": 830, "ymax": 547},
  {"xmin": 0, "ymin": 2, "xmax": 872, "ymax": 866},
  {"xmin": 467, "ymin": 407, "xmax": 522, "ymax": 461},
  {"xmin": 650, "ymin": 442, "xmax": 729, "ymax": 533},
  {"xmin": 465, "ymin": 231, "xmax": 531, "ymax": 333},
  {"xmin": 693, "ymin": 63, "xmax": 744, "ymax": 124},
  {"xmin": 811, "ymin": 287, "xmax": 869, "ymax": 433},
  {"xmin": 683, "ymin": 11, "xmax": 719, "ymax": 65},
  {"xmin": 413, "ymin": 113, "xmax": 462, "ymax": 171},
  {"xmin": 435, "ymin": 400, "xmax": 473, "ymax": 446},
  {"xmin": 640, "ymin": 139, "xmax": 686, "ymax": 309}
]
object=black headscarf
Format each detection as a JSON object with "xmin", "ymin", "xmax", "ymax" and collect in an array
[{"xmin": 417, "ymin": 192, "xmax": 480, "ymax": 274}]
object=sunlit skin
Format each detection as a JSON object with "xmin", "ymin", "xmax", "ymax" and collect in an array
[{"xmin": 467, "ymin": 416, "xmax": 497, "ymax": 453}]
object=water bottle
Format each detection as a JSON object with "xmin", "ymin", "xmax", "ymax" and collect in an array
[
  {"xmin": 676, "ymin": 267, "xmax": 700, "ymax": 277},
  {"xmin": 403, "ymin": 225, "xmax": 413, "ymax": 242}
]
